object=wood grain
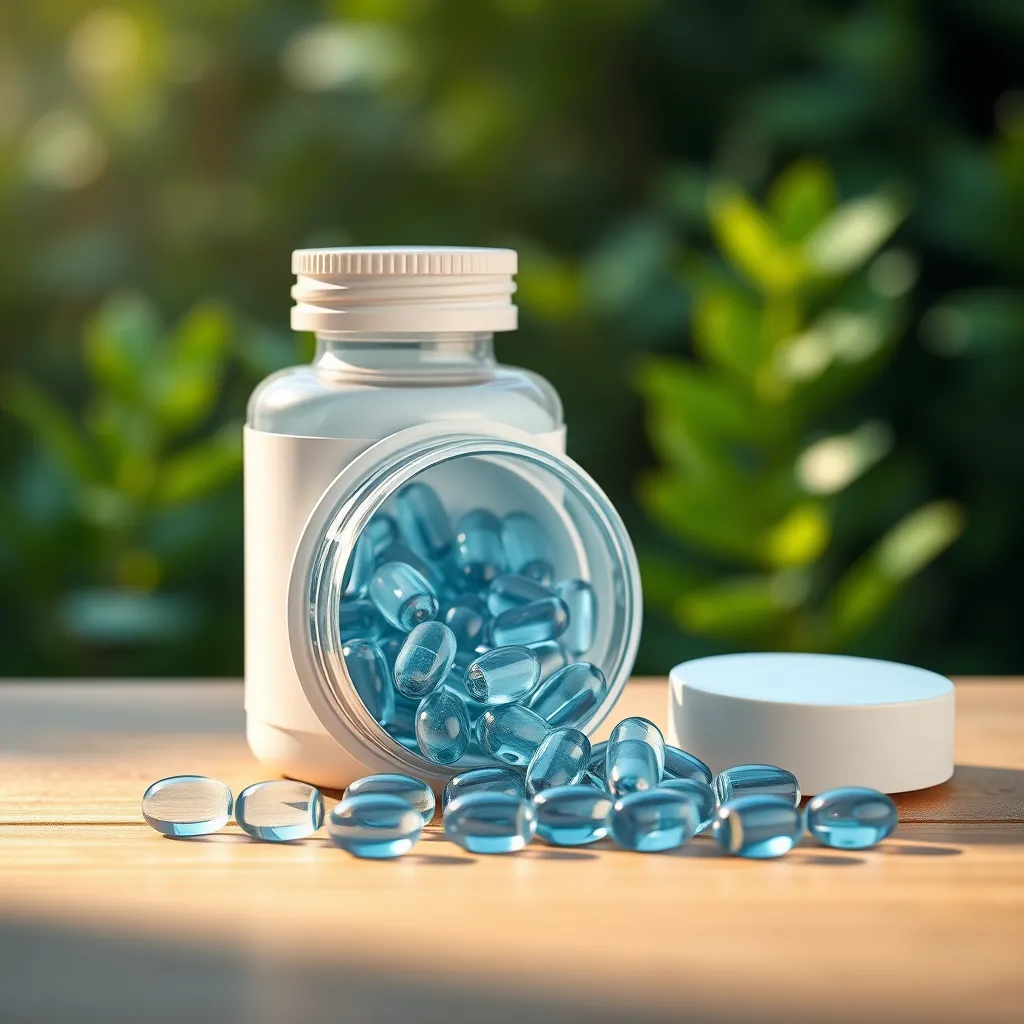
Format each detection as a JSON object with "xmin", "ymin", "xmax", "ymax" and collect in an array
[{"xmin": 0, "ymin": 678, "xmax": 1022, "ymax": 1024}]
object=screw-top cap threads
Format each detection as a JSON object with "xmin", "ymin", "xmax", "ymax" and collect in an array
[{"xmin": 290, "ymin": 246, "xmax": 518, "ymax": 334}]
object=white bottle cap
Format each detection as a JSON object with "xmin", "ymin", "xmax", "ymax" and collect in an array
[
  {"xmin": 668, "ymin": 653, "xmax": 954, "ymax": 795},
  {"xmin": 290, "ymin": 246, "xmax": 518, "ymax": 334}
]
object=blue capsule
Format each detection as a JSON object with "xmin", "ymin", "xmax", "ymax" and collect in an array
[
  {"xmin": 465, "ymin": 645, "xmax": 541, "ymax": 704},
  {"xmin": 384, "ymin": 692, "xmax": 420, "ymax": 747},
  {"xmin": 376, "ymin": 542, "xmax": 445, "ymax": 593},
  {"xmin": 806, "ymin": 787, "xmax": 898, "ymax": 849},
  {"xmin": 713, "ymin": 795, "xmax": 803, "ymax": 859},
  {"xmin": 235, "ymin": 781, "xmax": 325, "ymax": 842},
  {"xmin": 659, "ymin": 778, "xmax": 715, "ymax": 833},
  {"xmin": 393, "ymin": 620, "xmax": 457, "ymax": 698},
  {"xmin": 453, "ymin": 509, "xmax": 505, "ymax": 587},
  {"xmin": 527, "ymin": 639, "xmax": 570, "ymax": 679},
  {"xmin": 663, "ymin": 745, "xmax": 713, "ymax": 786},
  {"xmin": 555, "ymin": 579, "xmax": 596, "ymax": 656},
  {"xmin": 141, "ymin": 775, "xmax": 232, "ymax": 837},
  {"xmin": 528, "ymin": 662, "xmax": 606, "ymax": 727},
  {"xmin": 714, "ymin": 764, "xmax": 801, "ymax": 807},
  {"xmin": 491, "ymin": 595, "xmax": 569, "ymax": 647},
  {"xmin": 582, "ymin": 770, "xmax": 608, "ymax": 791},
  {"xmin": 339, "ymin": 598, "xmax": 384, "ymax": 641},
  {"xmin": 370, "ymin": 560, "xmax": 439, "ymax": 632},
  {"xmin": 443, "ymin": 598, "xmax": 490, "ymax": 664},
  {"xmin": 525, "ymin": 727, "xmax": 591, "ymax": 794},
  {"xmin": 365, "ymin": 512, "xmax": 399, "ymax": 554},
  {"xmin": 501, "ymin": 511, "xmax": 554, "ymax": 586},
  {"xmin": 587, "ymin": 740, "xmax": 607, "ymax": 780},
  {"xmin": 342, "ymin": 534, "xmax": 376, "ymax": 599},
  {"xmin": 486, "ymin": 574, "xmax": 554, "ymax": 616},
  {"xmin": 442, "ymin": 766, "xmax": 527, "ymax": 808},
  {"xmin": 607, "ymin": 789, "xmax": 698, "ymax": 852},
  {"xmin": 328, "ymin": 794, "xmax": 423, "ymax": 858},
  {"xmin": 477, "ymin": 703, "xmax": 551, "ymax": 766},
  {"xmin": 415, "ymin": 686, "xmax": 471, "ymax": 764},
  {"xmin": 533, "ymin": 785, "xmax": 613, "ymax": 846},
  {"xmin": 606, "ymin": 717, "xmax": 666, "ymax": 796},
  {"xmin": 444, "ymin": 792, "xmax": 537, "ymax": 854},
  {"xmin": 343, "ymin": 639, "xmax": 395, "ymax": 724},
  {"xmin": 344, "ymin": 773, "xmax": 436, "ymax": 827},
  {"xmin": 395, "ymin": 481, "xmax": 454, "ymax": 561}
]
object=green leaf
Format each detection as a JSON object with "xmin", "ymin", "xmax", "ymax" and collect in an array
[
  {"xmin": 768, "ymin": 159, "xmax": 837, "ymax": 243},
  {"xmin": 824, "ymin": 500, "xmax": 964, "ymax": 644},
  {"xmin": 707, "ymin": 183, "xmax": 803, "ymax": 292},
  {"xmin": 154, "ymin": 423, "xmax": 243, "ymax": 505},
  {"xmin": 83, "ymin": 293, "xmax": 162, "ymax": 402},
  {"xmin": 761, "ymin": 501, "xmax": 831, "ymax": 568},
  {"xmin": 804, "ymin": 192, "xmax": 906, "ymax": 276},
  {"xmin": 692, "ymin": 285, "xmax": 764, "ymax": 376},
  {"xmin": 675, "ymin": 572, "xmax": 809, "ymax": 641}
]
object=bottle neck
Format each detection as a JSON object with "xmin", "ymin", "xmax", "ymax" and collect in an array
[{"xmin": 313, "ymin": 331, "xmax": 496, "ymax": 384}]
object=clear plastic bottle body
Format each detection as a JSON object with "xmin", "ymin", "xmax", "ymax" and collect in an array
[{"xmin": 247, "ymin": 332, "xmax": 562, "ymax": 439}]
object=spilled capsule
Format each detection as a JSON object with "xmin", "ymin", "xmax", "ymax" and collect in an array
[
  {"xmin": 442, "ymin": 766, "xmax": 527, "ymax": 808},
  {"xmin": 805, "ymin": 787, "xmax": 898, "ymax": 849},
  {"xmin": 142, "ymin": 775, "xmax": 232, "ymax": 838},
  {"xmin": 533, "ymin": 785, "xmax": 613, "ymax": 846},
  {"xmin": 663, "ymin": 745, "xmax": 713, "ymax": 786},
  {"xmin": 444, "ymin": 792, "xmax": 536, "ymax": 854},
  {"xmin": 607, "ymin": 789, "xmax": 698, "ymax": 853},
  {"xmin": 477, "ymin": 703, "xmax": 551, "ymax": 766},
  {"xmin": 525, "ymin": 728, "xmax": 591, "ymax": 795},
  {"xmin": 344, "ymin": 774, "xmax": 436, "ymax": 827},
  {"xmin": 415, "ymin": 686, "xmax": 471, "ymax": 765},
  {"xmin": 714, "ymin": 764, "xmax": 801, "ymax": 807},
  {"xmin": 606, "ymin": 717, "xmax": 665, "ymax": 796},
  {"xmin": 328, "ymin": 794, "xmax": 422, "ymax": 859},
  {"xmin": 527, "ymin": 661, "xmax": 606, "ymax": 727},
  {"xmin": 235, "ymin": 781, "xmax": 325, "ymax": 842},
  {"xmin": 713, "ymin": 795, "xmax": 803, "ymax": 859},
  {"xmin": 658, "ymin": 777, "xmax": 715, "ymax": 833}
]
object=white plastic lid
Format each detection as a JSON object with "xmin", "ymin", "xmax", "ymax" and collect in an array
[
  {"xmin": 290, "ymin": 246, "xmax": 518, "ymax": 334},
  {"xmin": 668, "ymin": 652, "xmax": 955, "ymax": 795}
]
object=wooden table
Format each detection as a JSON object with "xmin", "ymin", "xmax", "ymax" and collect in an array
[{"xmin": 0, "ymin": 678, "xmax": 1021, "ymax": 1023}]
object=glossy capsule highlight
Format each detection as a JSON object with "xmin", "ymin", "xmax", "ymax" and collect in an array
[
  {"xmin": 370, "ymin": 561, "xmax": 439, "ymax": 632},
  {"xmin": 235, "ymin": 781, "xmax": 325, "ymax": 842},
  {"xmin": 491, "ymin": 596, "xmax": 569, "ymax": 647},
  {"xmin": 444, "ymin": 792, "xmax": 537, "ymax": 854},
  {"xmin": 395, "ymin": 481, "xmax": 454, "ymax": 561},
  {"xmin": 663, "ymin": 745, "xmax": 713, "ymax": 786},
  {"xmin": 714, "ymin": 764, "xmax": 801, "ymax": 807},
  {"xmin": 658, "ymin": 778, "xmax": 715, "ymax": 833},
  {"xmin": 477, "ymin": 703, "xmax": 551, "ymax": 766},
  {"xmin": 501, "ymin": 511, "xmax": 554, "ymax": 586},
  {"xmin": 442, "ymin": 766, "xmax": 527, "ymax": 808},
  {"xmin": 525, "ymin": 728, "xmax": 591, "ymax": 795},
  {"xmin": 328, "ymin": 794, "xmax": 422, "ymax": 859},
  {"xmin": 465, "ymin": 646, "xmax": 541, "ymax": 704},
  {"xmin": 393, "ymin": 621, "xmax": 457, "ymax": 698},
  {"xmin": 343, "ymin": 639, "xmax": 395, "ymax": 724},
  {"xmin": 533, "ymin": 785, "xmax": 613, "ymax": 846},
  {"xmin": 555, "ymin": 579, "xmax": 596, "ymax": 656},
  {"xmin": 486, "ymin": 574, "xmax": 554, "ymax": 616},
  {"xmin": 453, "ymin": 509, "xmax": 505, "ymax": 587},
  {"xmin": 713, "ymin": 795, "xmax": 803, "ymax": 859},
  {"xmin": 415, "ymin": 686, "xmax": 471, "ymax": 764},
  {"xmin": 344, "ymin": 774, "xmax": 436, "ymax": 826},
  {"xmin": 527, "ymin": 640, "xmax": 570, "ymax": 680},
  {"xmin": 605, "ymin": 717, "xmax": 666, "ymax": 796},
  {"xmin": 607, "ymin": 789, "xmax": 698, "ymax": 853},
  {"xmin": 805, "ymin": 787, "xmax": 898, "ymax": 849},
  {"xmin": 527, "ymin": 661, "xmax": 606, "ymax": 727},
  {"xmin": 141, "ymin": 775, "xmax": 232, "ymax": 837}
]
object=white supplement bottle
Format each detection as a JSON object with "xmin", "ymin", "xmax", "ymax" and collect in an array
[{"xmin": 245, "ymin": 246, "xmax": 641, "ymax": 789}]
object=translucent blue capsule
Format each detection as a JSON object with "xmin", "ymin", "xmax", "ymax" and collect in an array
[
  {"xmin": 607, "ymin": 789, "xmax": 698, "ymax": 852},
  {"xmin": 365, "ymin": 512, "xmax": 399, "ymax": 554},
  {"xmin": 486, "ymin": 574, "xmax": 554, "ymax": 616},
  {"xmin": 491, "ymin": 595, "xmax": 568, "ymax": 647},
  {"xmin": 554, "ymin": 579, "xmax": 596, "ymax": 656},
  {"xmin": 415, "ymin": 686, "xmax": 471, "ymax": 764},
  {"xmin": 442, "ymin": 766, "xmax": 527, "ymax": 808},
  {"xmin": 444, "ymin": 792, "xmax": 537, "ymax": 854},
  {"xmin": 606, "ymin": 717, "xmax": 666, "ymax": 796},
  {"xmin": 342, "ymin": 534, "xmax": 375, "ymax": 599},
  {"xmin": 141, "ymin": 775, "xmax": 232, "ymax": 837},
  {"xmin": 384, "ymin": 692, "xmax": 420, "ymax": 747},
  {"xmin": 393, "ymin": 620, "xmax": 457, "ymax": 698},
  {"xmin": 713, "ymin": 795, "xmax": 803, "ymax": 859},
  {"xmin": 582, "ymin": 770, "xmax": 608, "ymax": 791},
  {"xmin": 528, "ymin": 639, "xmax": 570, "ymax": 679},
  {"xmin": 344, "ymin": 773, "xmax": 436, "ymax": 827},
  {"xmin": 587, "ymin": 740, "xmax": 607, "ymax": 780},
  {"xmin": 234, "ymin": 781, "xmax": 325, "ymax": 842},
  {"xmin": 328, "ymin": 794, "xmax": 422, "ymax": 859},
  {"xmin": 714, "ymin": 764, "xmax": 801, "ymax": 807},
  {"xmin": 370, "ymin": 560, "xmax": 439, "ymax": 632},
  {"xmin": 443, "ymin": 598, "xmax": 490, "ymax": 665},
  {"xmin": 465, "ymin": 645, "xmax": 541, "ymax": 704},
  {"xmin": 395, "ymin": 481, "xmax": 454, "ymax": 561},
  {"xmin": 659, "ymin": 778, "xmax": 715, "ymax": 833},
  {"xmin": 501, "ymin": 511, "xmax": 554, "ymax": 585},
  {"xmin": 528, "ymin": 662, "xmax": 607, "ymax": 727},
  {"xmin": 375, "ymin": 542, "xmax": 445, "ymax": 593},
  {"xmin": 453, "ymin": 509, "xmax": 505, "ymax": 587},
  {"xmin": 339, "ymin": 598, "xmax": 384, "ymax": 641},
  {"xmin": 378, "ymin": 632, "xmax": 405, "ymax": 673},
  {"xmin": 806, "ymin": 787, "xmax": 898, "ymax": 849},
  {"xmin": 477, "ymin": 703, "xmax": 551, "ymax": 766},
  {"xmin": 533, "ymin": 785, "xmax": 613, "ymax": 846},
  {"xmin": 343, "ymin": 639, "xmax": 395, "ymax": 724},
  {"xmin": 663, "ymin": 745, "xmax": 713, "ymax": 786},
  {"xmin": 525, "ymin": 727, "xmax": 591, "ymax": 795}
]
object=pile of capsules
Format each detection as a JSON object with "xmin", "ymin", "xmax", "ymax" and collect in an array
[
  {"xmin": 339, "ymin": 481, "xmax": 603, "ymax": 764},
  {"xmin": 141, "ymin": 715, "xmax": 898, "ymax": 858}
]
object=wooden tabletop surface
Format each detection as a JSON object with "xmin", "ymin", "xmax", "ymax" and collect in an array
[{"xmin": 0, "ymin": 677, "xmax": 1022, "ymax": 1024}]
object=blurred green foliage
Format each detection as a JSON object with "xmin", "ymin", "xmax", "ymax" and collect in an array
[{"xmin": 0, "ymin": 0, "xmax": 1021, "ymax": 675}]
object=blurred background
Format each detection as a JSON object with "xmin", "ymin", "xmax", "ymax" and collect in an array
[{"xmin": 0, "ymin": 0, "xmax": 1021, "ymax": 679}]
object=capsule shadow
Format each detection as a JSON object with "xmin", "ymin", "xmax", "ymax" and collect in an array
[
  {"xmin": 877, "ymin": 842, "xmax": 962, "ymax": 857},
  {"xmin": 163, "ymin": 832, "xmax": 251, "ymax": 844},
  {"xmin": 789, "ymin": 852, "xmax": 864, "ymax": 866},
  {"xmin": 399, "ymin": 852, "xmax": 473, "ymax": 866},
  {"xmin": 519, "ymin": 847, "xmax": 598, "ymax": 861}
]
